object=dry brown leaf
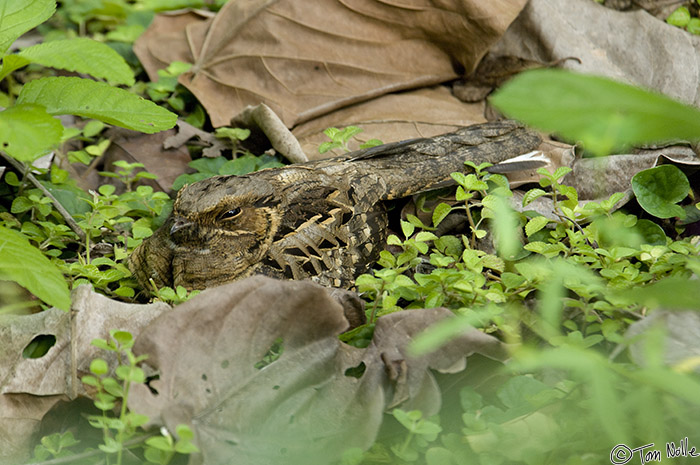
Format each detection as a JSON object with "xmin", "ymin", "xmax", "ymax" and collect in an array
[
  {"xmin": 134, "ymin": 0, "xmax": 527, "ymax": 128},
  {"xmin": 0, "ymin": 286, "xmax": 169, "ymax": 464},
  {"xmin": 293, "ymin": 86, "xmax": 487, "ymax": 160},
  {"xmin": 128, "ymin": 276, "xmax": 505, "ymax": 465},
  {"xmin": 103, "ymin": 128, "xmax": 192, "ymax": 194},
  {"xmin": 164, "ymin": 120, "xmax": 229, "ymax": 159}
]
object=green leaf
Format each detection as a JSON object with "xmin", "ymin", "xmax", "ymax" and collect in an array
[
  {"xmin": 146, "ymin": 436, "xmax": 174, "ymax": 452},
  {"xmin": 631, "ymin": 165, "xmax": 689, "ymax": 219},
  {"xmin": 11, "ymin": 196, "xmax": 33, "ymax": 213},
  {"xmin": 17, "ymin": 76, "xmax": 177, "ymax": 134},
  {"xmin": 89, "ymin": 358, "xmax": 108, "ymax": 376},
  {"xmin": 432, "ymin": 202, "xmax": 452, "ymax": 227},
  {"xmin": 0, "ymin": 103, "xmax": 63, "ymax": 162},
  {"xmin": 18, "ymin": 38, "xmax": 134, "ymax": 85},
  {"xmin": 525, "ymin": 216, "xmax": 549, "ymax": 237},
  {"xmin": 0, "ymin": 54, "xmax": 30, "ymax": 81},
  {"xmin": 615, "ymin": 276, "xmax": 700, "ymax": 310},
  {"xmin": 490, "ymin": 69, "xmax": 700, "ymax": 156},
  {"xmin": 400, "ymin": 219, "xmax": 414, "ymax": 239},
  {"xmin": 0, "ymin": 226, "xmax": 70, "ymax": 310},
  {"xmin": 688, "ymin": 17, "xmax": 700, "ymax": 35},
  {"xmin": 635, "ymin": 219, "xmax": 666, "ymax": 246},
  {"xmin": 0, "ymin": 0, "xmax": 55, "ymax": 56},
  {"xmin": 415, "ymin": 231, "xmax": 438, "ymax": 242},
  {"xmin": 667, "ymin": 7, "xmax": 691, "ymax": 27},
  {"xmin": 522, "ymin": 188, "xmax": 547, "ymax": 207}
]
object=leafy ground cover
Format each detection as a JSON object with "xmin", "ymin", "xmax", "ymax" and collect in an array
[{"xmin": 1, "ymin": 1, "xmax": 700, "ymax": 464}]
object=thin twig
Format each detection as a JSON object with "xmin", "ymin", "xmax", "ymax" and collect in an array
[{"xmin": 1, "ymin": 152, "xmax": 87, "ymax": 242}]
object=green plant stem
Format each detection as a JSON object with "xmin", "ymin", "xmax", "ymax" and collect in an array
[
  {"xmin": 368, "ymin": 280, "xmax": 386, "ymax": 324},
  {"xmin": 25, "ymin": 432, "xmax": 157, "ymax": 465},
  {"xmin": 464, "ymin": 204, "xmax": 478, "ymax": 248},
  {"xmin": 0, "ymin": 152, "xmax": 87, "ymax": 242},
  {"xmin": 115, "ymin": 377, "xmax": 132, "ymax": 465}
]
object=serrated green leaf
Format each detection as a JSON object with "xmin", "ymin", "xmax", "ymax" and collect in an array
[
  {"xmin": 0, "ymin": 54, "xmax": 30, "ymax": 81},
  {"xmin": 0, "ymin": 226, "xmax": 70, "ymax": 310},
  {"xmin": 18, "ymin": 38, "xmax": 134, "ymax": 85},
  {"xmin": 0, "ymin": 103, "xmax": 63, "ymax": 162},
  {"xmin": 17, "ymin": 76, "xmax": 177, "ymax": 133},
  {"xmin": 552, "ymin": 166, "xmax": 573, "ymax": 181},
  {"xmin": 11, "ymin": 196, "xmax": 33, "ymax": 213},
  {"xmin": 415, "ymin": 231, "xmax": 438, "ymax": 242},
  {"xmin": 522, "ymin": 188, "xmax": 547, "ymax": 207},
  {"xmin": 526, "ymin": 216, "xmax": 550, "ymax": 237},
  {"xmin": 0, "ymin": 0, "xmax": 55, "ymax": 55},
  {"xmin": 631, "ymin": 165, "xmax": 689, "ymax": 219},
  {"xmin": 490, "ymin": 69, "xmax": 700, "ymax": 156}
]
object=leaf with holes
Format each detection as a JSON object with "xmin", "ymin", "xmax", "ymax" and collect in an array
[{"xmin": 17, "ymin": 77, "xmax": 176, "ymax": 134}]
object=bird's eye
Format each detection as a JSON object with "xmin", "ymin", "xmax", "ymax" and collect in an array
[{"xmin": 219, "ymin": 207, "xmax": 242, "ymax": 220}]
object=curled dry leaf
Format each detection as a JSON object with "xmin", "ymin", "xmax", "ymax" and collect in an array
[
  {"xmin": 233, "ymin": 103, "xmax": 308, "ymax": 163},
  {"xmin": 134, "ymin": 0, "xmax": 527, "ymax": 128},
  {"xmin": 164, "ymin": 120, "xmax": 230, "ymax": 159},
  {"xmin": 128, "ymin": 276, "xmax": 506, "ymax": 465},
  {"xmin": 0, "ymin": 285, "xmax": 169, "ymax": 464}
]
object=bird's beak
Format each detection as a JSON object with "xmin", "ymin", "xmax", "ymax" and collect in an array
[{"xmin": 170, "ymin": 216, "xmax": 194, "ymax": 235}]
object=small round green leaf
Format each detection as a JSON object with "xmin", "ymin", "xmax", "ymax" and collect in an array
[
  {"xmin": 631, "ymin": 165, "xmax": 689, "ymax": 219},
  {"xmin": 667, "ymin": 7, "xmax": 691, "ymax": 27},
  {"xmin": 90, "ymin": 358, "xmax": 109, "ymax": 376}
]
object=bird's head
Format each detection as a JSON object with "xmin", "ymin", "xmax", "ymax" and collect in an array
[{"xmin": 129, "ymin": 175, "xmax": 281, "ymax": 290}]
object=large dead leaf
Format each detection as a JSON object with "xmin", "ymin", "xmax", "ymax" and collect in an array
[
  {"xmin": 293, "ymin": 86, "xmax": 487, "ymax": 160},
  {"xmin": 134, "ymin": 0, "xmax": 527, "ymax": 128},
  {"xmin": 128, "ymin": 276, "xmax": 505, "ymax": 465},
  {"xmin": 491, "ymin": 0, "xmax": 700, "ymax": 107},
  {"xmin": 0, "ymin": 286, "xmax": 169, "ymax": 464},
  {"xmin": 103, "ymin": 127, "xmax": 192, "ymax": 194}
]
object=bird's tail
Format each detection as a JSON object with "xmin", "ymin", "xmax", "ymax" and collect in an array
[{"xmin": 345, "ymin": 120, "xmax": 542, "ymax": 200}]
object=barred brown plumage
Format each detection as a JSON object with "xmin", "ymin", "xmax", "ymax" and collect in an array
[{"xmin": 128, "ymin": 120, "xmax": 541, "ymax": 290}]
